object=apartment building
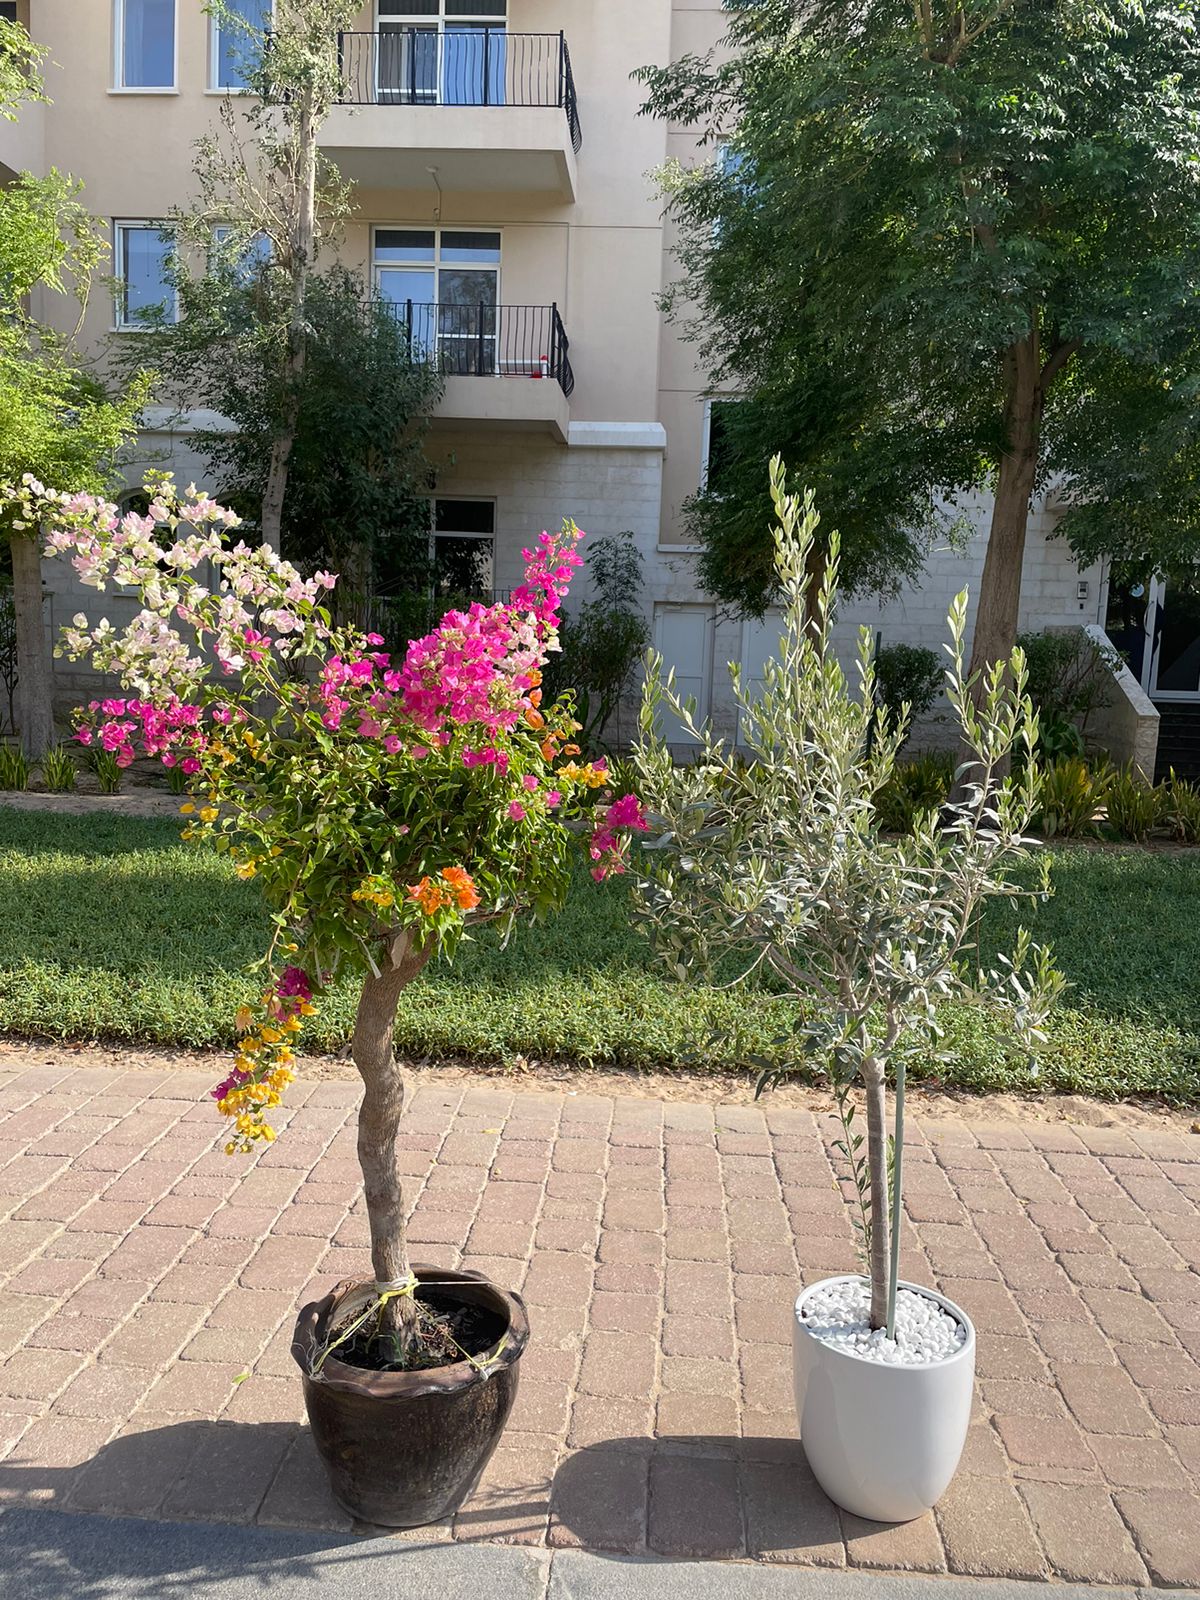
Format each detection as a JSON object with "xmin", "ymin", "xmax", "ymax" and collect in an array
[{"xmin": 1, "ymin": 2, "xmax": 1185, "ymax": 768}]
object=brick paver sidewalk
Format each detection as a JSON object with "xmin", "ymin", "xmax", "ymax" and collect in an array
[{"xmin": 0, "ymin": 1062, "xmax": 1197, "ymax": 1587}]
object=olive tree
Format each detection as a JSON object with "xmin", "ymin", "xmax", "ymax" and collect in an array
[{"xmin": 629, "ymin": 461, "xmax": 1064, "ymax": 1332}]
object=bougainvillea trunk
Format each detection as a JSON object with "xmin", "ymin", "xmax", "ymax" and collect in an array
[
  {"xmin": 10, "ymin": 532, "xmax": 55, "ymax": 760},
  {"xmin": 862, "ymin": 1058, "xmax": 891, "ymax": 1332},
  {"xmin": 351, "ymin": 933, "xmax": 432, "ymax": 1339}
]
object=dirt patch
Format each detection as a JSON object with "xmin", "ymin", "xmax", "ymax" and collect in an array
[{"xmin": 1, "ymin": 1037, "xmax": 1195, "ymax": 1133}]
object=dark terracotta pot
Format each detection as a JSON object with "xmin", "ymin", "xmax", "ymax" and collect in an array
[{"xmin": 293, "ymin": 1264, "xmax": 529, "ymax": 1528}]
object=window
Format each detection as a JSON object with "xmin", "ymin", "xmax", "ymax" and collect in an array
[
  {"xmin": 0, "ymin": 5, "xmax": 19, "ymax": 24},
  {"xmin": 701, "ymin": 399, "xmax": 739, "ymax": 495},
  {"xmin": 433, "ymin": 498, "xmax": 495, "ymax": 599},
  {"xmin": 114, "ymin": 223, "xmax": 176, "ymax": 328},
  {"xmin": 212, "ymin": 224, "xmax": 273, "ymax": 283},
  {"xmin": 377, "ymin": 0, "xmax": 506, "ymax": 107},
  {"xmin": 115, "ymin": 0, "xmax": 175, "ymax": 89},
  {"xmin": 372, "ymin": 227, "xmax": 500, "ymax": 373},
  {"xmin": 211, "ymin": 0, "xmax": 271, "ymax": 90}
]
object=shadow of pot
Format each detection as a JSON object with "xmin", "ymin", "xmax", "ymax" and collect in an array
[{"xmin": 293, "ymin": 1264, "xmax": 529, "ymax": 1528}]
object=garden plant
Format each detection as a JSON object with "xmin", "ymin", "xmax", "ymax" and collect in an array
[
  {"xmin": 2, "ymin": 469, "xmax": 647, "ymax": 1516},
  {"xmin": 630, "ymin": 461, "xmax": 1063, "ymax": 1334},
  {"xmin": 628, "ymin": 462, "xmax": 1065, "ymax": 1517}
]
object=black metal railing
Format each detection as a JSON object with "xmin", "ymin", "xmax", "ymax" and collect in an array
[
  {"xmin": 336, "ymin": 30, "xmax": 582, "ymax": 152},
  {"xmin": 374, "ymin": 300, "xmax": 574, "ymax": 398}
]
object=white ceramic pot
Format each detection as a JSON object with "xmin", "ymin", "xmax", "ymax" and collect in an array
[{"xmin": 792, "ymin": 1273, "xmax": 975, "ymax": 1522}]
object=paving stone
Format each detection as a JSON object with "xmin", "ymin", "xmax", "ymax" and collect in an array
[
  {"xmin": 579, "ymin": 1335, "xmax": 657, "ymax": 1400},
  {"xmin": 993, "ymin": 1414, "xmax": 1096, "ymax": 1470},
  {"xmin": 655, "ymin": 1391, "xmax": 739, "ymax": 1442},
  {"xmin": 52, "ymin": 1365, "xmax": 154, "ymax": 1420},
  {"xmin": 1113, "ymin": 1488, "xmax": 1200, "ymax": 1586},
  {"xmin": 842, "ymin": 1509, "xmax": 946, "ymax": 1572},
  {"xmin": 1088, "ymin": 1433, "xmax": 1193, "ymax": 1489},
  {"xmin": 934, "ymin": 1473, "xmax": 1047, "ymax": 1579},
  {"xmin": 549, "ymin": 1448, "xmax": 648, "ymax": 1552},
  {"xmin": 740, "ymin": 1459, "xmax": 844, "ymax": 1565},
  {"xmin": 1057, "ymin": 1364, "xmax": 1157, "ymax": 1436},
  {"xmin": 648, "ymin": 1454, "xmax": 744, "ymax": 1558},
  {"xmin": 0, "ymin": 1413, "xmax": 114, "ymax": 1506},
  {"xmin": 567, "ymin": 1396, "xmax": 654, "ymax": 1450},
  {"xmin": 1018, "ymin": 1480, "xmax": 1148, "ymax": 1583}
]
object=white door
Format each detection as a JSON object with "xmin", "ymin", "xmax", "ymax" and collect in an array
[
  {"xmin": 652, "ymin": 605, "xmax": 713, "ymax": 744},
  {"xmin": 736, "ymin": 612, "xmax": 786, "ymax": 743}
]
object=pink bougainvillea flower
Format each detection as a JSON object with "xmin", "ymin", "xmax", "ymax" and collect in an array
[{"xmin": 508, "ymin": 801, "xmax": 527, "ymax": 821}]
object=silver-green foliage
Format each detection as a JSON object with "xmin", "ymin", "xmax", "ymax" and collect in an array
[{"xmin": 630, "ymin": 461, "xmax": 1065, "ymax": 1333}]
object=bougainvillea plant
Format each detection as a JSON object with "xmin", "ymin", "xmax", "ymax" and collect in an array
[{"xmin": 5, "ymin": 470, "xmax": 646, "ymax": 1346}]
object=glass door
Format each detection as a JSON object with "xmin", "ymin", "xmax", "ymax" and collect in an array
[
  {"xmin": 372, "ymin": 229, "xmax": 500, "ymax": 374},
  {"xmin": 1106, "ymin": 575, "xmax": 1200, "ymax": 701},
  {"xmin": 1149, "ymin": 578, "xmax": 1200, "ymax": 701},
  {"xmin": 376, "ymin": 1, "xmax": 505, "ymax": 105}
]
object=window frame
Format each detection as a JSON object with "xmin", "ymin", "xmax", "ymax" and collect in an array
[
  {"xmin": 112, "ymin": 220, "xmax": 179, "ymax": 331},
  {"xmin": 700, "ymin": 396, "xmax": 740, "ymax": 496},
  {"xmin": 208, "ymin": 0, "xmax": 273, "ymax": 93},
  {"xmin": 112, "ymin": 0, "xmax": 178, "ymax": 92},
  {"xmin": 371, "ymin": 225, "xmax": 503, "ymax": 301},
  {"xmin": 431, "ymin": 495, "xmax": 498, "ymax": 599}
]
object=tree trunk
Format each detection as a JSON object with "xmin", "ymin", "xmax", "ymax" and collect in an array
[
  {"xmin": 259, "ymin": 97, "xmax": 319, "ymax": 551},
  {"xmin": 966, "ymin": 334, "xmax": 1043, "ymax": 687},
  {"xmin": 351, "ymin": 931, "xmax": 433, "ymax": 1341},
  {"xmin": 950, "ymin": 335, "xmax": 1043, "ymax": 802},
  {"xmin": 862, "ymin": 1057, "xmax": 891, "ymax": 1332},
  {"xmin": 9, "ymin": 532, "xmax": 55, "ymax": 761}
]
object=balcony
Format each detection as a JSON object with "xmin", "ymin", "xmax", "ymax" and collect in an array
[
  {"xmin": 320, "ymin": 31, "xmax": 581, "ymax": 201},
  {"xmin": 380, "ymin": 300, "xmax": 573, "ymax": 441}
]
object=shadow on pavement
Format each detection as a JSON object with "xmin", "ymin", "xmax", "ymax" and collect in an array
[{"xmin": 550, "ymin": 1433, "xmax": 855, "ymax": 1561}]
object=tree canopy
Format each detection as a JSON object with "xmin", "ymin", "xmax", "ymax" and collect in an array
[{"xmin": 639, "ymin": 0, "xmax": 1200, "ymax": 660}]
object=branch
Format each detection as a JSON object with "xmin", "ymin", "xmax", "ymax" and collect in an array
[{"xmin": 1040, "ymin": 336, "xmax": 1082, "ymax": 389}]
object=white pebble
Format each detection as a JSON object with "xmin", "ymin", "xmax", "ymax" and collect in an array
[{"xmin": 801, "ymin": 1280, "xmax": 967, "ymax": 1368}]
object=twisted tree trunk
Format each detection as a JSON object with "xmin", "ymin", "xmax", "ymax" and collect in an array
[
  {"xmin": 862, "ymin": 1057, "xmax": 891, "ymax": 1332},
  {"xmin": 351, "ymin": 930, "xmax": 433, "ymax": 1341}
]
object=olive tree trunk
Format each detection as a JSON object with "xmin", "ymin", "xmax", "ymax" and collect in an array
[
  {"xmin": 9, "ymin": 532, "xmax": 55, "ymax": 760},
  {"xmin": 351, "ymin": 931, "xmax": 432, "ymax": 1338},
  {"xmin": 862, "ymin": 1056, "xmax": 891, "ymax": 1332}
]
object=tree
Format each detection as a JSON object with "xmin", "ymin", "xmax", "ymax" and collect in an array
[
  {"xmin": 22, "ymin": 474, "xmax": 649, "ymax": 1353},
  {"xmin": 0, "ymin": 18, "xmax": 147, "ymax": 757},
  {"xmin": 638, "ymin": 1, "xmax": 1200, "ymax": 674},
  {"xmin": 134, "ymin": 261, "xmax": 444, "ymax": 607},
  {"xmin": 177, "ymin": 0, "xmax": 358, "ymax": 547},
  {"xmin": 629, "ymin": 461, "xmax": 1062, "ymax": 1331}
]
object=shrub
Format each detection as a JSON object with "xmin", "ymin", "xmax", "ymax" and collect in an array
[
  {"xmin": 873, "ymin": 642, "xmax": 943, "ymax": 731},
  {"xmin": 39, "ymin": 744, "xmax": 77, "ymax": 794},
  {"xmin": 630, "ymin": 459, "xmax": 1061, "ymax": 1333},
  {"xmin": 1017, "ymin": 627, "xmax": 1113, "ymax": 756},
  {"xmin": 165, "ymin": 762, "xmax": 190, "ymax": 795},
  {"xmin": 85, "ymin": 748, "xmax": 123, "ymax": 795},
  {"xmin": 0, "ymin": 742, "xmax": 29, "ymax": 790},
  {"xmin": 874, "ymin": 751, "xmax": 954, "ymax": 834},
  {"xmin": 1036, "ymin": 757, "xmax": 1111, "ymax": 840},
  {"xmin": 26, "ymin": 471, "xmax": 646, "ymax": 1362},
  {"xmin": 1105, "ymin": 764, "xmax": 1161, "ymax": 843},
  {"xmin": 1166, "ymin": 770, "xmax": 1200, "ymax": 845}
]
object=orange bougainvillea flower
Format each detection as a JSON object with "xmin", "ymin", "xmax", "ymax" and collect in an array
[
  {"xmin": 524, "ymin": 707, "xmax": 546, "ymax": 730},
  {"xmin": 440, "ymin": 865, "xmax": 481, "ymax": 911},
  {"xmin": 407, "ymin": 876, "xmax": 449, "ymax": 915}
]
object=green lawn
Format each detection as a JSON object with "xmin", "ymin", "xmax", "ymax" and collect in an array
[{"xmin": 0, "ymin": 806, "xmax": 1196, "ymax": 1103}]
